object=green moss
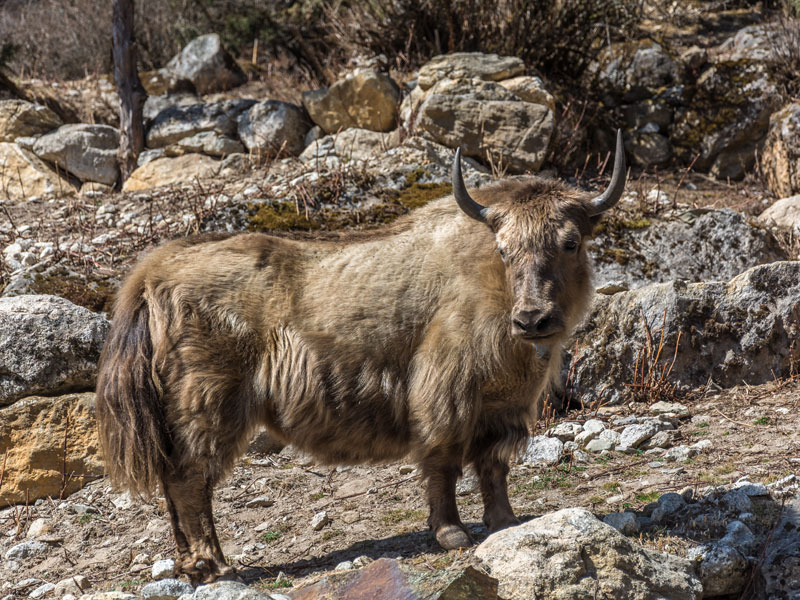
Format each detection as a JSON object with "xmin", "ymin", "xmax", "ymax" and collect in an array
[
  {"xmin": 396, "ymin": 169, "xmax": 452, "ymax": 210},
  {"xmin": 30, "ymin": 273, "xmax": 115, "ymax": 313},
  {"xmin": 248, "ymin": 202, "xmax": 319, "ymax": 232}
]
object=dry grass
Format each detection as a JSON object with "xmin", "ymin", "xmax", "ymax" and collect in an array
[{"xmin": 626, "ymin": 309, "xmax": 685, "ymax": 405}]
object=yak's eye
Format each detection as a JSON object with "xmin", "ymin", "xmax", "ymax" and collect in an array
[
  {"xmin": 498, "ymin": 248, "xmax": 506, "ymax": 261},
  {"xmin": 564, "ymin": 238, "xmax": 580, "ymax": 252}
]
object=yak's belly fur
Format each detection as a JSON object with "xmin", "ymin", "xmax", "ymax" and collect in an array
[{"xmin": 257, "ymin": 325, "xmax": 414, "ymax": 464}]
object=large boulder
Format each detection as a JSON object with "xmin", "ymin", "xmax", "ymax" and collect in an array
[
  {"xmin": 166, "ymin": 33, "xmax": 246, "ymax": 95},
  {"xmin": 174, "ymin": 131, "xmax": 244, "ymax": 157},
  {"xmin": 417, "ymin": 52, "xmax": 525, "ymax": 90},
  {"xmin": 0, "ymin": 142, "xmax": 74, "ymax": 201},
  {"xmin": 589, "ymin": 41, "xmax": 680, "ymax": 105},
  {"xmin": 122, "ymin": 153, "xmax": 220, "ymax": 192},
  {"xmin": 0, "ymin": 100, "xmax": 62, "ymax": 142},
  {"xmin": 302, "ymin": 71, "xmax": 400, "ymax": 134},
  {"xmin": 672, "ymin": 24, "xmax": 783, "ymax": 180},
  {"xmin": 571, "ymin": 262, "xmax": 800, "ymax": 402},
  {"xmin": 237, "ymin": 100, "xmax": 310, "ymax": 156},
  {"xmin": 146, "ymin": 99, "xmax": 255, "ymax": 148},
  {"xmin": 591, "ymin": 209, "xmax": 787, "ymax": 291},
  {"xmin": 759, "ymin": 493, "xmax": 800, "ymax": 598},
  {"xmin": 475, "ymin": 508, "xmax": 702, "ymax": 600},
  {"xmin": 290, "ymin": 558, "xmax": 499, "ymax": 599},
  {"xmin": 32, "ymin": 124, "xmax": 120, "ymax": 186},
  {"xmin": 0, "ymin": 295, "xmax": 109, "ymax": 405},
  {"xmin": 415, "ymin": 78, "xmax": 554, "ymax": 173},
  {"xmin": 299, "ymin": 127, "xmax": 399, "ymax": 166},
  {"xmin": 761, "ymin": 102, "xmax": 800, "ymax": 199},
  {"xmin": 0, "ymin": 393, "xmax": 102, "ymax": 505}
]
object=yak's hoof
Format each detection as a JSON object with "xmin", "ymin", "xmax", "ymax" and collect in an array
[
  {"xmin": 435, "ymin": 524, "xmax": 473, "ymax": 550},
  {"xmin": 180, "ymin": 556, "xmax": 238, "ymax": 585},
  {"xmin": 485, "ymin": 514, "xmax": 521, "ymax": 534}
]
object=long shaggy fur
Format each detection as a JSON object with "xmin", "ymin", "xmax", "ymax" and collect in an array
[{"xmin": 95, "ymin": 177, "xmax": 598, "ymax": 579}]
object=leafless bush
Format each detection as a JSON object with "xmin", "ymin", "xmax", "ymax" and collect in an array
[
  {"xmin": 767, "ymin": 8, "xmax": 800, "ymax": 100},
  {"xmin": 325, "ymin": 0, "xmax": 640, "ymax": 80}
]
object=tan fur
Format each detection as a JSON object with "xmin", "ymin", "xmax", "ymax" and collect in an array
[{"xmin": 95, "ymin": 176, "xmax": 599, "ymax": 582}]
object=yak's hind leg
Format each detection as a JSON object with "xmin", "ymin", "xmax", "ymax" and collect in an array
[
  {"xmin": 162, "ymin": 468, "xmax": 236, "ymax": 583},
  {"xmin": 421, "ymin": 447, "xmax": 473, "ymax": 550}
]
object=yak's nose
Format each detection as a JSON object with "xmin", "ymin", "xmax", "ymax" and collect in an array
[{"xmin": 511, "ymin": 309, "xmax": 565, "ymax": 339}]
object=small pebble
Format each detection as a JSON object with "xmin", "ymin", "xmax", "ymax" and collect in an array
[{"xmin": 311, "ymin": 511, "xmax": 330, "ymax": 531}]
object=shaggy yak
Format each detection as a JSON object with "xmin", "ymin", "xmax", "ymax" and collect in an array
[{"xmin": 96, "ymin": 131, "xmax": 626, "ymax": 583}]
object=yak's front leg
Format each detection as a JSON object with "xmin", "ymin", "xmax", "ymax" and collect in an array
[
  {"xmin": 421, "ymin": 448, "xmax": 473, "ymax": 550},
  {"xmin": 472, "ymin": 454, "xmax": 520, "ymax": 534},
  {"xmin": 161, "ymin": 468, "xmax": 237, "ymax": 584}
]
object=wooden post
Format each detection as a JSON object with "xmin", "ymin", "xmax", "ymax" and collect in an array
[{"xmin": 112, "ymin": 0, "xmax": 146, "ymax": 184}]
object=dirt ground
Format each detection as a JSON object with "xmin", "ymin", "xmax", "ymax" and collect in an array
[{"xmin": 2, "ymin": 376, "xmax": 798, "ymax": 594}]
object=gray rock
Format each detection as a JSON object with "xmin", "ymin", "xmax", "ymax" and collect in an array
[
  {"xmin": 32, "ymin": 124, "xmax": 119, "ymax": 185},
  {"xmin": 603, "ymin": 511, "xmax": 640, "ymax": 535},
  {"xmin": 591, "ymin": 42, "xmax": 679, "ymax": 103},
  {"xmin": 720, "ymin": 520, "xmax": 755, "ymax": 553},
  {"xmin": 146, "ymin": 100, "xmax": 256, "ymax": 148},
  {"xmin": 617, "ymin": 423, "xmax": 660, "ymax": 450},
  {"xmin": 176, "ymin": 131, "xmax": 244, "ymax": 157},
  {"xmin": 5, "ymin": 540, "xmax": 48, "ymax": 560},
  {"xmin": 518, "ymin": 436, "xmax": 563, "ymax": 467},
  {"xmin": 625, "ymin": 131, "xmax": 671, "ymax": 166},
  {"xmin": 688, "ymin": 543, "xmax": 748, "ymax": 597},
  {"xmin": 585, "ymin": 437, "xmax": 615, "ymax": 453},
  {"xmin": 0, "ymin": 100, "xmax": 62, "ymax": 142},
  {"xmin": 664, "ymin": 446, "xmax": 694, "ymax": 462},
  {"xmin": 571, "ymin": 262, "xmax": 800, "ymax": 402},
  {"xmin": 672, "ymin": 57, "xmax": 781, "ymax": 180},
  {"xmin": 415, "ymin": 78, "xmax": 554, "ymax": 173},
  {"xmin": 302, "ymin": 71, "xmax": 399, "ymax": 134},
  {"xmin": 29, "ymin": 583, "xmax": 55, "ymax": 599},
  {"xmin": 732, "ymin": 480, "xmax": 768, "ymax": 497},
  {"xmin": 641, "ymin": 430, "xmax": 676, "ymax": 450},
  {"xmin": 760, "ymin": 493, "xmax": 800, "ymax": 597},
  {"xmin": 151, "ymin": 558, "xmax": 175, "ymax": 581},
  {"xmin": 245, "ymin": 496, "xmax": 274, "ymax": 508},
  {"xmin": 311, "ymin": 511, "xmax": 330, "ymax": 531},
  {"xmin": 141, "ymin": 579, "xmax": 194, "ymax": 600},
  {"xmin": 53, "ymin": 575, "xmax": 90, "ymax": 596},
  {"xmin": 548, "ymin": 422, "xmax": 582, "ymax": 442},
  {"xmin": 723, "ymin": 489, "xmax": 753, "ymax": 513},
  {"xmin": 417, "ymin": 53, "xmax": 525, "ymax": 90},
  {"xmin": 649, "ymin": 401, "xmax": 689, "ymax": 417},
  {"xmin": 189, "ymin": 580, "xmax": 269, "ymax": 600},
  {"xmin": 237, "ymin": 101, "xmax": 310, "ymax": 157},
  {"xmin": 761, "ymin": 104, "xmax": 800, "ymax": 199},
  {"xmin": 590, "ymin": 209, "xmax": 786, "ymax": 293},
  {"xmin": 0, "ymin": 295, "xmax": 109, "ymax": 406},
  {"xmin": 143, "ymin": 93, "xmax": 200, "ymax": 123},
  {"xmin": 166, "ymin": 34, "xmax": 246, "ymax": 95},
  {"xmin": 475, "ymin": 508, "xmax": 701, "ymax": 599}
]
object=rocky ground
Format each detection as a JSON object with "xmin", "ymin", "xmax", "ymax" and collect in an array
[
  {"xmin": 2, "ymin": 377, "xmax": 799, "ymax": 599},
  {"xmin": 2, "ymin": 1, "xmax": 800, "ymax": 598}
]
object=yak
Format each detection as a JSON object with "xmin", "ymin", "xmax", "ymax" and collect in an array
[{"xmin": 96, "ymin": 131, "xmax": 626, "ymax": 583}]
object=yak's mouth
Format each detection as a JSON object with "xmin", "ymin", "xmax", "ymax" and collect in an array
[{"xmin": 514, "ymin": 332, "xmax": 561, "ymax": 345}]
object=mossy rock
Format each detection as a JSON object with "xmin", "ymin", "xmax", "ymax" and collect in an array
[
  {"xmin": 248, "ymin": 202, "xmax": 320, "ymax": 232},
  {"xmin": 30, "ymin": 272, "xmax": 115, "ymax": 313}
]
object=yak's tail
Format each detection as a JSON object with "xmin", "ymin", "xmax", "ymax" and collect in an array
[{"xmin": 95, "ymin": 270, "xmax": 170, "ymax": 497}]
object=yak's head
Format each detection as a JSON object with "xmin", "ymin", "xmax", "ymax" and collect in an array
[{"xmin": 452, "ymin": 130, "xmax": 626, "ymax": 347}]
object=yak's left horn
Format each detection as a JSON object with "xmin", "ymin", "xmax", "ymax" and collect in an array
[
  {"xmin": 587, "ymin": 129, "xmax": 627, "ymax": 216},
  {"xmin": 452, "ymin": 147, "xmax": 489, "ymax": 223}
]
